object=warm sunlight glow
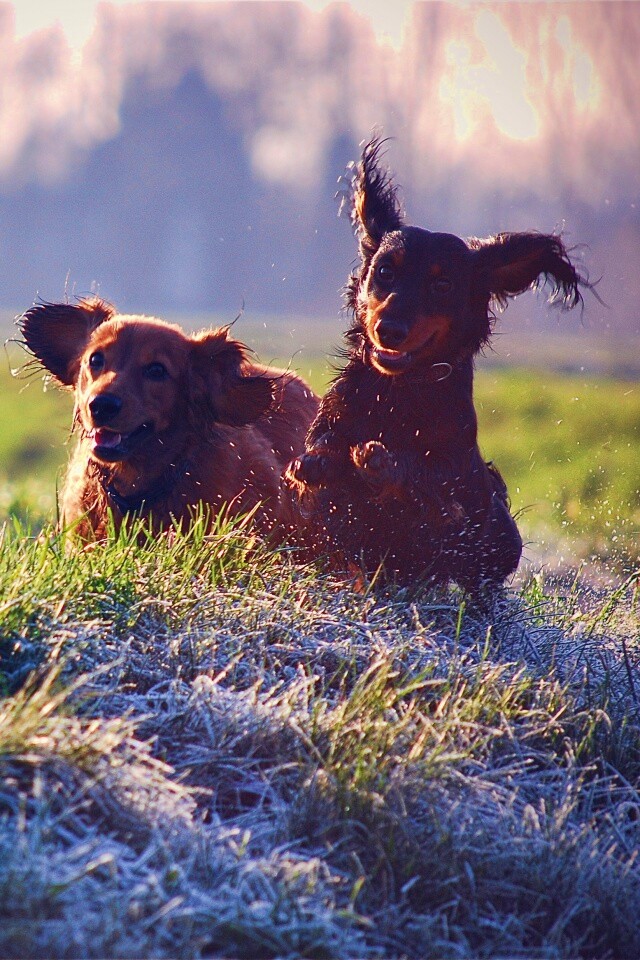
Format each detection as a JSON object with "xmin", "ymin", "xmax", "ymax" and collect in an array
[
  {"xmin": 440, "ymin": 10, "xmax": 540, "ymax": 143},
  {"xmin": 555, "ymin": 15, "xmax": 601, "ymax": 113},
  {"xmin": 12, "ymin": 0, "xmax": 98, "ymax": 49},
  {"xmin": 11, "ymin": 0, "xmax": 413, "ymax": 52},
  {"xmin": 300, "ymin": 0, "xmax": 412, "ymax": 50}
]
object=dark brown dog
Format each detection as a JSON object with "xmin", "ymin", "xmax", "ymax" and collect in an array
[
  {"xmin": 20, "ymin": 297, "xmax": 318, "ymax": 540},
  {"xmin": 283, "ymin": 138, "xmax": 588, "ymax": 592}
]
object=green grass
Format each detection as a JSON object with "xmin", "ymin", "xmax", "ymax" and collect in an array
[
  {"xmin": 3, "ymin": 313, "xmax": 639, "ymax": 954},
  {"xmin": 1, "ymin": 516, "xmax": 639, "ymax": 957},
  {"xmin": 2, "ymin": 354, "xmax": 639, "ymax": 566},
  {"xmin": 475, "ymin": 368, "xmax": 640, "ymax": 567},
  {"xmin": 0, "ymin": 354, "xmax": 72, "ymax": 522}
]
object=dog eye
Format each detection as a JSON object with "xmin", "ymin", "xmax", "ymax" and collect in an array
[
  {"xmin": 431, "ymin": 277, "xmax": 453, "ymax": 294},
  {"xmin": 375, "ymin": 263, "xmax": 395, "ymax": 285},
  {"xmin": 144, "ymin": 362, "xmax": 169, "ymax": 381},
  {"xmin": 88, "ymin": 351, "xmax": 105, "ymax": 372}
]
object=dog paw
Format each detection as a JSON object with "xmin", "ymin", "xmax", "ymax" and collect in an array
[
  {"xmin": 283, "ymin": 452, "xmax": 333, "ymax": 490},
  {"xmin": 351, "ymin": 441, "xmax": 396, "ymax": 489},
  {"xmin": 445, "ymin": 500, "xmax": 467, "ymax": 525}
]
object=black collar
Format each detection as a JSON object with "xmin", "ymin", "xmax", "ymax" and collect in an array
[{"xmin": 96, "ymin": 458, "xmax": 191, "ymax": 516}]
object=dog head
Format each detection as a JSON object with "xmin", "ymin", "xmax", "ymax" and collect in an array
[
  {"xmin": 19, "ymin": 297, "xmax": 274, "ymax": 465},
  {"xmin": 347, "ymin": 137, "xmax": 585, "ymax": 375}
]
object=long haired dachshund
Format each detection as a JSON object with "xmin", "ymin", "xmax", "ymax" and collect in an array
[
  {"xmin": 283, "ymin": 137, "xmax": 587, "ymax": 592},
  {"xmin": 20, "ymin": 297, "xmax": 318, "ymax": 540}
]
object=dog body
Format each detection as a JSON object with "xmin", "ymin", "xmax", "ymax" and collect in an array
[
  {"xmin": 20, "ymin": 298, "xmax": 318, "ymax": 539},
  {"xmin": 284, "ymin": 138, "xmax": 586, "ymax": 591},
  {"xmin": 289, "ymin": 357, "xmax": 519, "ymax": 591}
]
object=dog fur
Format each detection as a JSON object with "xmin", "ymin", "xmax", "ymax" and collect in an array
[
  {"xmin": 20, "ymin": 297, "xmax": 318, "ymax": 540},
  {"xmin": 283, "ymin": 137, "xmax": 588, "ymax": 592}
]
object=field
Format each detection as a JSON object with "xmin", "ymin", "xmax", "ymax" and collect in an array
[
  {"xmin": 1, "ymin": 324, "xmax": 640, "ymax": 957},
  {"xmin": 2, "ymin": 335, "xmax": 639, "ymax": 571}
]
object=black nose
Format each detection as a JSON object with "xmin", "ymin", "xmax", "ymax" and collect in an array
[
  {"xmin": 89, "ymin": 393, "xmax": 122, "ymax": 426},
  {"xmin": 376, "ymin": 320, "xmax": 407, "ymax": 350}
]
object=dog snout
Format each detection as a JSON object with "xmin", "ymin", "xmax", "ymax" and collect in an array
[
  {"xmin": 89, "ymin": 393, "xmax": 122, "ymax": 426},
  {"xmin": 375, "ymin": 319, "xmax": 408, "ymax": 350}
]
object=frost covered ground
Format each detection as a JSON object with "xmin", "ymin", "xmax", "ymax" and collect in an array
[{"xmin": 1, "ymin": 516, "xmax": 639, "ymax": 958}]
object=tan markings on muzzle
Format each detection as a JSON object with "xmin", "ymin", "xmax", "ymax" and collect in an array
[
  {"xmin": 365, "ymin": 299, "xmax": 450, "ymax": 355},
  {"xmin": 402, "ymin": 314, "xmax": 451, "ymax": 353},
  {"xmin": 364, "ymin": 293, "xmax": 398, "ymax": 342}
]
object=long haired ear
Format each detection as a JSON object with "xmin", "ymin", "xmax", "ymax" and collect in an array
[
  {"xmin": 345, "ymin": 136, "xmax": 405, "ymax": 316},
  {"xmin": 18, "ymin": 296, "xmax": 115, "ymax": 386},
  {"xmin": 470, "ymin": 232, "xmax": 584, "ymax": 310},
  {"xmin": 352, "ymin": 136, "xmax": 404, "ymax": 259},
  {"xmin": 190, "ymin": 328, "xmax": 274, "ymax": 427}
]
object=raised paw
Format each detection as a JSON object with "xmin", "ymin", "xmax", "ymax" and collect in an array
[
  {"xmin": 351, "ymin": 441, "xmax": 397, "ymax": 491},
  {"xmin": 282, "ymin": 452, "xmax": 337, "ymax": 491}
]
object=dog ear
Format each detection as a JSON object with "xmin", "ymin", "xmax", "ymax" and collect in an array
[
  {"xmin": 346, "ymin": 137, "xmax": 405, "ymax": 315},
  {"xmin": 190, "ymin": 329, "xmax": 274, "ymax": 427},
  {"xmin": 352, "ymin": 136, "xmax": 404, "ymax": 259},
  {"xmin": 471, "ymin": 232, "xmax": 584, "ymax": 309},
  {"xmin": 18, "ymin": 297, "xmax": 115, "ymax": 386}
]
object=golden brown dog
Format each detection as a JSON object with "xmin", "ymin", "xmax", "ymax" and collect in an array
[{"xmin": 20, "ymin": 297, "xmax": 318, "ymax": 540}]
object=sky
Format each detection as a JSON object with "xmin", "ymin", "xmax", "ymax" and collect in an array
[
  {"xmin": 5, "ymin": 0, "xmax": 611, "ymax": 156},
  {"xmin": 1, "ymin": 0, "xmax": 637, "ymax": 329},
  {"xmin": 11, "ymin": 0, "xmax": 413, "ymax": 50}
]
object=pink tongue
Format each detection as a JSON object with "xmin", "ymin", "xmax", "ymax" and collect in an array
[{"xmin": 94, "ymin": 430, "xmax": 122, "ymax": 448}]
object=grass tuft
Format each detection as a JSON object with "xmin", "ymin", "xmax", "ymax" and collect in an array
[{"xmin": 1, "ymin": 511, "xmax": 639, "ymax": 957}]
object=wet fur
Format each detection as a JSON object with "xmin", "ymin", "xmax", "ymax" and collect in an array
[
  {"xmin": 20, "ymin": 297, "xmax": 318, "ymax": 540},
  {"xmin": 283, "ymin": 137, "xmax": 587, "ymax": 592}
]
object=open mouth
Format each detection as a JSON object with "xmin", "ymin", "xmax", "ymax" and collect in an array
[
  {"xmin": 370, "ymin": 346, "xmax": 415, "ymax": 374},
  {"xmin": 89, "ymin": 423, "xmax": 154, "ymax": 461},
  {"xmin": 369, "ymin": 330, "xmax": 442, "ymax": 375}
]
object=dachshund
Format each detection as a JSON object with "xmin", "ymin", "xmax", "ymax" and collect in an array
[
  {"xmin": 20, "ymin": 297, "xmax": 318, "ymax": 541},
  {"xmin": 283, "ymin": 137, "xmax": 587, "ymax": 593}
]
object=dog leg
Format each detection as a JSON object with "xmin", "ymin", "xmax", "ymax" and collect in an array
[
  {"xmin": 282, "ymin": 450, "xmax": 346, "ymax": 493},
  {"xmin": 350, "ymin": 441, "xmax": 405, "ymax": 499}
]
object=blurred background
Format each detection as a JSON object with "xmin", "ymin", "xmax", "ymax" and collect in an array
[
  {"xmin": 1, "ymin": 0, "xmax": 638, "ymax": 571},
  {"xmin": 1, "ymin": 0, "xmax": 638, "ymax": 341}
]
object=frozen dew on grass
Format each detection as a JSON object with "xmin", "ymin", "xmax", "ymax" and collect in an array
[{"xmin": 0, "ymin": 510, "xmax": 640, "ymax": 957}]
